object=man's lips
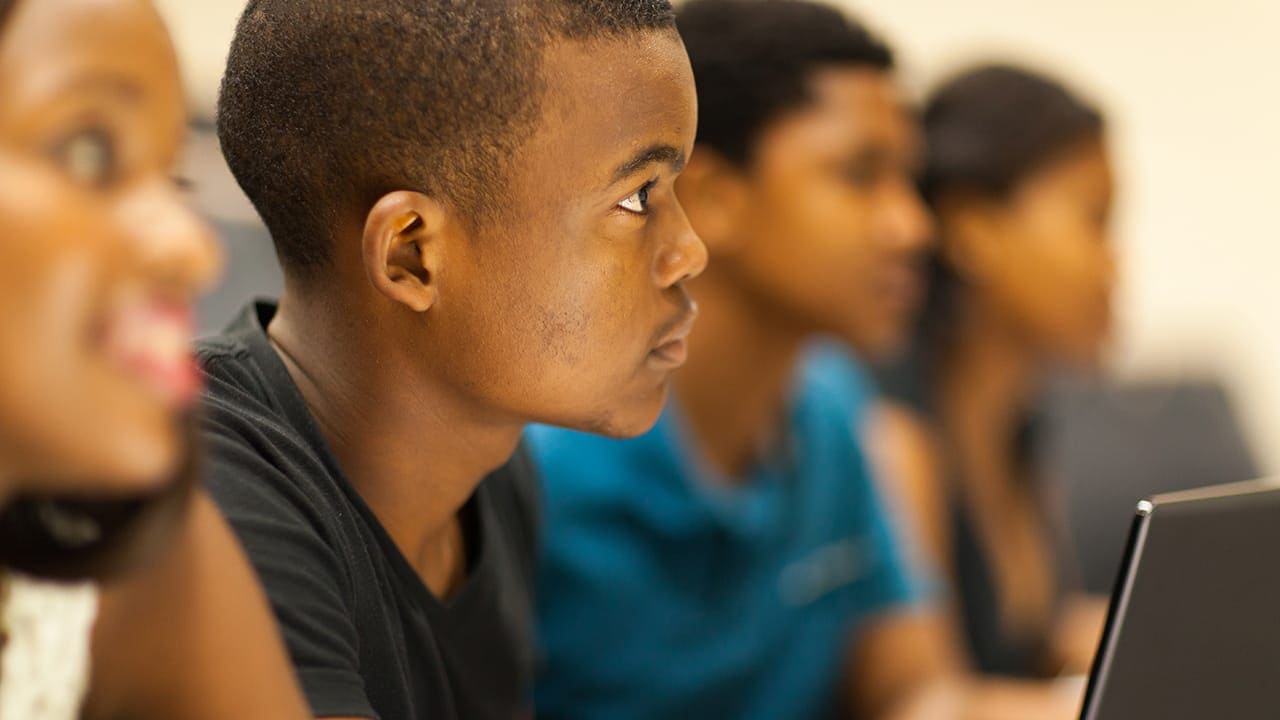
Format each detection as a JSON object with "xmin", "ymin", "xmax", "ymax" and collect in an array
[
  {"xmin": 647, "ymin": 303, "xmax": 699, "ymax": 371},
  {"xmin": 649, "ymin": 336, "xmax": 690, "ymax": 368}
]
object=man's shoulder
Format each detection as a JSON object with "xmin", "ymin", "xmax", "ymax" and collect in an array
[
  {"xmin": 199, "ymin": 337, "xmax": 271, "ymax": 414},
  {"xmin": 196, "ymin": 301, "xmax": 282, "ymax": 422},
  {"xmin": 197, "ymin": 332, "xmax": 294, "ymax": 463},
  {"xmin": 195, "ymin": 318, "xmax": 343, "ymax": 530},
  {"xmin": 196, "ymin": 333, "xmax": 253, "ymax": 377}
]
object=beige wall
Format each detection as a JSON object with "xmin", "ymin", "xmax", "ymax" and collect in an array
[
  {"xmin": 841, "ymin": 0, "xmax": 1280, "ymax": 471},
  {"xmin": 155, "ymin": 0, "xmax": 1280, "ymax": 471},
  {"xmin": 152, "ymin": 0, "xmax": 242, "ymax": 121}
]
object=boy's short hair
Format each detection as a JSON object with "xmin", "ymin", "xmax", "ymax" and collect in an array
[
  {"xmin": 677, "ymin": 0, "xmax": 893, "ymax": 167},
  {"xmin": 218, "ymin": 0, "xmax": 675, "ymax": 277}
]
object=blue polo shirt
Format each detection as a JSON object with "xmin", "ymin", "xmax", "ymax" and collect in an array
[{"xmin": 526, "ymin": 344, "xmax": 922, "ymax": 719}]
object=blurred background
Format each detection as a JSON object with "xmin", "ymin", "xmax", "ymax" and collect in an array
[{"xmin": 154, "ymin": 0, "xmax": 1278, "ymax": 589}]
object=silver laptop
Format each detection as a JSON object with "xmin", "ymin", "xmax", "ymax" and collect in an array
[{"xmin": 1080, "ymin": 478, "xmax": 1280, "ymax": 719}]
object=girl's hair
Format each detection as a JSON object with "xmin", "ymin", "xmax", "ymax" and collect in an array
[{"xmin": 921, "ymin": 63, "xmax": 1104, "ymax": 206}]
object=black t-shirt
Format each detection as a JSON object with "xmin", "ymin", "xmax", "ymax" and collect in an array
[{"xmin": 197, "ymin": 301, "xmax": 538, "ymax": 719}]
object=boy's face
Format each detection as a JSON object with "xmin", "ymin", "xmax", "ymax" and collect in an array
[
  {"xmin": 696, "ymin": 67, "xmax": 932, "ymax": 360},
  {"xmin": 432, "ymin": 31, "xmax": 705, "ymax": 438}
]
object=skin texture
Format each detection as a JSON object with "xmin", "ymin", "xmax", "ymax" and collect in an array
[
  {"xmin": 674, "ymin": 66, "xmax": 1081, "ymax": 719},
  {"xmin": 268, "ymin": 29, "xmax": 705, "ymax": 600},
  {"xmin": 0, "ymin": 1, "xmax": 308, "ymax": 717},
  {"xmin": 0, "ymin": 0, "xmax": 219, "ymax": 496}
]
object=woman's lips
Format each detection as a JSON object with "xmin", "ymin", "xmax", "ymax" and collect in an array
[{"xmin": 102, "ymin": 299, "xmax": 202, "ymax": 408}]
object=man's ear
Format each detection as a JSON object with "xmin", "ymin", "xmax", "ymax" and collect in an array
[
  {"xmin": 361, "ymin": 190, "xmax": 452, "ymax": 313},
  {"xmin": 675, "ymin": 147, "xmax": 750, "ymax": 257}
]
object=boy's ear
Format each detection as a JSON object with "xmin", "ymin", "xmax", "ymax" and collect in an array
[
  {"xmin": 361, "ymin": 191, "xmax": 452, "ymax": 313},
  {"xmin": 675, "ymin": 147, "xmax": 750, "ymax": 256}
]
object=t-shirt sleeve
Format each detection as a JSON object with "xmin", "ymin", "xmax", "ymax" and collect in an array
[
  {"xmin": 849, "ymin": 402, "xmax": 942, "ymax": 612},
  {"xmin": 804, "ymin": 342, "xmax": 939, "ymax": 612},
  {"xmin": 861, "ymin": 479, "xmax": 932, "ymax": 611},
  {"xmin": 201, "ymin": 415, "xmax": 378, "ymax": 720}
]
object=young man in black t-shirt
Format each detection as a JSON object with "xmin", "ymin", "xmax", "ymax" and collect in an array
[{"xmin": 199, "ymin": 2, "xmax": 706, "ymax": 718}]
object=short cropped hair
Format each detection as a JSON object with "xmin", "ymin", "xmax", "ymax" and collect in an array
[
  {"xmin": 218, "ymin": 0, "xmax": 676, "ymax": 277},
  {"xmin": 676, "ymin": 0, "xmax": 894, "ymax": 167}
]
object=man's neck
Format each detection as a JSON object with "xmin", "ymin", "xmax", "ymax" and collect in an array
[
  {"xmin": 674, "ymin": 272, "xmax": 807, "ymax": 482},
  {"xmin": 268, "ymin": 289, "xmax": 524, "ymax": 596}
]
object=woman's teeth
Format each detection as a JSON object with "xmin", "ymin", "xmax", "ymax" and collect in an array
[{"xmin": 103, "ymin": 301, "xmax": 201, "ymax": 406}]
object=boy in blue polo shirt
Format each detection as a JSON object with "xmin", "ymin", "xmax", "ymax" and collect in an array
[
  {"xmin": 529, "ymin": 1, "xmax": 1084, "ymax": 718},
  {"xmin": 530, "ymin": 343, "xmax": 920, "ymax": 719}
]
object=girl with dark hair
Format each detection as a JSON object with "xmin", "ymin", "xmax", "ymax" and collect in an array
[
  {"xmin": 876, "ymin": 63, "xmax": 1115, "ymax": 680},
  {"xmin": 0, "ymin": 0, "xmax": 307, "ymax": 716}
]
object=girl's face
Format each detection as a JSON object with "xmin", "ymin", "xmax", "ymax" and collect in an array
[
  {"xmin": 0, "ymin": 0, "xmax": 220, "ymax": 496},
  {"xmin": 951, "ymin": 137, "xmax": 1116, "ymax": 365}
]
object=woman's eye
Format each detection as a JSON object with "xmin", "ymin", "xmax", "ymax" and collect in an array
[
  {"xmin": 618, "ymin": 183, "xmax": 654, "ymax": 215},
  {"xmin": 58, "ymin": 129, "xmax": 116, "ymax": 187}
]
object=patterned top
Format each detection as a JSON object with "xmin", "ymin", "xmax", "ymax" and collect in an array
[{"xmin": 0, "ymin": 573, "xmax": 98, "ymax": 720}]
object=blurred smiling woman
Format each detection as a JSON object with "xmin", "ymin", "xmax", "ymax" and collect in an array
[{"xmin": 0, "ymin": 0, "xmax": 306, "ymax": 717}]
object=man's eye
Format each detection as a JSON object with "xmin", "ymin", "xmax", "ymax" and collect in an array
[
  {"xmin": 58, "ymin": 129, "xmax": 117, "ymax": 187},
  {"xmin": 618, "ymin": 182, "xmax": 655, "ymax": 214}
]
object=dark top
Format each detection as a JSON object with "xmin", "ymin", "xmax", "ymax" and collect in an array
[
  {"xmin": 952, "ymin": 490, "xmax": 1050, "ymax": 677},
  {"xmin": 878, "ymin": 359, "xmax": 1068, "ymax": 678},
  {"xmin": 197, "ymin": 301, "xmax": 539, "ymax": 719},
  {"xmin": 950, "ymin": 415, "xmax": 1073, "ymax": 677}
]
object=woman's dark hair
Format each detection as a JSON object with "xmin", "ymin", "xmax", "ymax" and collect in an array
[
  {"xmin": 880, "ymin": 64, "xmax": 1105, "ymax": 410},
  {"xmin": 920, "ymin": 63, "xmax": 1104, "ymax": 206}
]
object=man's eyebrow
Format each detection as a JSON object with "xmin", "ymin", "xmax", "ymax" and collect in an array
[{"xmin": 609, "ymin": 144, "xmax": 687, "ymax": 186}]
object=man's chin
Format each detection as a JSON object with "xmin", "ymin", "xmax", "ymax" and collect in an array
[{"xmin": 554, "ymin": 385, "xmax": 670, "ymax": 440}]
